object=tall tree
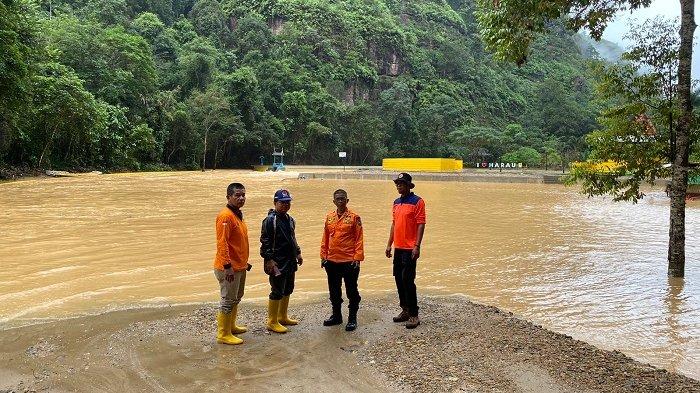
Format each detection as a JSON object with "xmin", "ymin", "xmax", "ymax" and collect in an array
[
  {"xmin": 476, "ymin": 0, "xmax": 695, "ymax": 277},
  {"xmin": 80, "ymin": 0, "xmax": 128, "ymax": 26},
  {"xmin": 43, "ymin": 17, "xmax": 157, "ymax": 113},
  {"xmin": 188, "ymin": 87, "xmax": 237, "ymax": 171},
  {"xmin": 0, "ymin": 0, "xmax": 36, "ymax": 157},
  {"xmin": 29, "ymin": 62, "xmax": 106, "ymax": 168},
  {"xmin": 189, "ymin": 0, "xmax": 227, "ymax": 41},
  {"xmin": 568, "ymin": 18, "xmax": 683, "ymax": 201},
  {"xmin": 178, "ymin": 36, "xmax": 218, "ymax": 93}
]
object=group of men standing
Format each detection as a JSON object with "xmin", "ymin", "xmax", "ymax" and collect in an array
[{"xmin": 212, "ymin": 172, "xmax": 426, "ymax": 345}]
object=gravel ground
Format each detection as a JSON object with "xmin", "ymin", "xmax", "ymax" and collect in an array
[
  {"xmin": 356, "ymin": 296, "xmax": 699, "ymax": 393},
  {"xmin": 0, "ymin": 295, "xmax": 698, "ymax": 392}
]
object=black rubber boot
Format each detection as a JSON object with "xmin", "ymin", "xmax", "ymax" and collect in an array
[
  {"xmin": 345, "ymin": 309, "xmax": 357, "ymax": 331},
  {"xmin": 323, "ymin": 305, "xmax": 342, "ymax": 326}
]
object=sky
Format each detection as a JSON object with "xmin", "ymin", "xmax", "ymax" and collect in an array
[{"xmin": 601, "ymin": 0, "xmax": 700, "ymax": 78}]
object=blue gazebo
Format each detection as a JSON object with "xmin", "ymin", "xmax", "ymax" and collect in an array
[{"xmin": 271, "ymin": 148, "xmax": 285, "ymax": 171}]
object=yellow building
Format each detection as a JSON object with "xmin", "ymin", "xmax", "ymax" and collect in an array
[
  {"xmin": 382, "ymin": 158, "xmax": 463, "ymax": 172},
  {"xmin": 571, "ymin": 160, "xmax": 622, "ymax": 173}
]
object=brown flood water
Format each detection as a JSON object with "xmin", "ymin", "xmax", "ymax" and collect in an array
[{"xmin": 0, "ymin": 170, "xmax": 698, "ymax": 379}]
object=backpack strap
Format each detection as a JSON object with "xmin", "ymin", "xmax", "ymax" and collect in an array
[{"xmin": 272, "ymin": 213, "xmax": 277, "ymax": 252}]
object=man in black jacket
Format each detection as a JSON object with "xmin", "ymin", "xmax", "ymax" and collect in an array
[{"xmin": 260, "ymin": 189, "xmax": 304, "ymax": 333}]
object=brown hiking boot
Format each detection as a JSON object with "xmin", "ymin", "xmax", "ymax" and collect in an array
[
  {"xmin": 405, "ymin": 316, "xmax": 420, "ymax": 329},
  {"xmin": 392, "ymin": 309, "xmax": 409, "ymax": 323}
]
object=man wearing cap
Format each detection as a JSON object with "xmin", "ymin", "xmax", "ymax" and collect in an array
[
  {"xmin": 385, "ymin": 173, "xmax": 426, "ymax": 329},
  {"xmin": 260, "ymin": 189, "xmax": 304, "ymax": 333},
  {"xmin": 320, "ymin": 189, "xmax": 364, "ymax": 331},
  {"xmin": 213, "ymin": 182, "xmax": 250, "ymax": 345}
]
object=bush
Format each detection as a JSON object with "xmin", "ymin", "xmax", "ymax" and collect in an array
[{"xmin": 501, "ymin": 147, "xmax": 542, "ymax": 167}]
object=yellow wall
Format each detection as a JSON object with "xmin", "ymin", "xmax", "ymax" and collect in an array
[{"xmin": 382, "ymin": 158, "xmax": 463, "ymax": 172}]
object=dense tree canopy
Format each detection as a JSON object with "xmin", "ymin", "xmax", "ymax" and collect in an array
[{"xmin": 1, "ymin": 0, "xmax": 602, "ymax": 171}]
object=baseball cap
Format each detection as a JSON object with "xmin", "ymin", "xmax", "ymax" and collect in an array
[{"xmin": 274, "ymin": 189, "xmax": 293, "ymax": 202}]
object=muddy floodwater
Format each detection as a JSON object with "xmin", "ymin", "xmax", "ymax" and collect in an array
[{"xmin": 1, "ymin": 170, "xmax": 698, "ymax": 379}]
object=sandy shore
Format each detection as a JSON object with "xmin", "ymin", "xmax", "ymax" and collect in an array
[{"xmin": 1, "ymin": 295, "xmax": 698, "ymax": 393}]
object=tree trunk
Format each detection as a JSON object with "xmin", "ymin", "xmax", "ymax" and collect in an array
[
  {"xmin": 669, "ymin": 67, "xmax": 675, "ymax": 163},
  {"xmin": 213, "ymin": 140, "xmax": 219, "ymax": 170},
  {"xmin": 668, "ymin": 0, "xmax": 695, "ymax": 278},
  {"xmin": 38, "ymin": 125, "xmax": 58, "ymax": 169},
  {"xmin": 167, "ymin": 144, "xmax": 178, "ymax": 163},
  {"xmin": 201, "ymin": 127, "xmax": 209, "ymax": 172}
]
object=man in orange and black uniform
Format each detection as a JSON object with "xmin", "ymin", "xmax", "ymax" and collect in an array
[
  {"xmin": 320, "ymin": 189, "xmax": 364, "ymax": 331},
  {"xmin": 213, "ymin": 182, "xmax": 250, "ymax": 345},
  {"xmin": 385, "ymin": 173, "xmax": 426, "ymax": 329}
]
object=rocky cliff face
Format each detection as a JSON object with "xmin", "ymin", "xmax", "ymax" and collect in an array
[
  {"xmin": 344, "ymin": 81, "xmax": 369, "ymax": 104},
  {"xmin": 270, "ymin": 17, "xmax": 285, "ymax": 35}
]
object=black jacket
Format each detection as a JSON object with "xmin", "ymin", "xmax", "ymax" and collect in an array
[{"xmin": 260, "ymin": 209, "xmax": 301, "ymax": 274}]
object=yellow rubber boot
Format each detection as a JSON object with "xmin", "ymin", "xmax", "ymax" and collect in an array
[
  {"xmin": 266, "ymin": 299, "xmax": 288, "ymax": 333},
  {"xmin": 230, "ymin": 304, "xmax": 248, "ymax": 334},
  {"xmin": 217, "ymin": 312, "xmax": 243, "ymax": 345},
  {"xmin": 278, "ymin": 295, "xmax": 299, "ymax": 326}
]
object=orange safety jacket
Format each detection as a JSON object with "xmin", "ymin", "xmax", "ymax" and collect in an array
[
  {"xmin": 320, "ymin": 209, "xmax": 364, "ymax": 263},
  {"xmin": 213, "ymin": 206, "xmax": 249, "ymax": 271},
  {"xmin": 392, "ymin": 193, "xmax": 426, "ymax": 249}
]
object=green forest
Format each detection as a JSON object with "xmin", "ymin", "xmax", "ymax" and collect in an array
[{"xmin": 1, "ymin": 0, "xmax": 602, "ymax": 172}]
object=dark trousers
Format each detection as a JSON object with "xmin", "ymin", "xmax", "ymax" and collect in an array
[
  {"xmin": 324, "ymin": 261, "xmax": 361, "ymax": 312},
  {"xmin": 393, "ymin": 249, "xmax": 418, "ymax": 317},
  {"xmin": 269, "ymin": 272, "xmax": 295, "ymax": 300}
]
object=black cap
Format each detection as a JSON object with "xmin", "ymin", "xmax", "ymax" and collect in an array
[{"xmin": 393, "ymin": 172, "xmax": 415, "ymax": 189}]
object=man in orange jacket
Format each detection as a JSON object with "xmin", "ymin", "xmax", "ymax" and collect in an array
[
  {"xmin": 213, "ymin": 182, "xmax": 250, "ymax": 345},
  {"xmin": 385, "ymin": 173, "xmax": 426, "ymax": 329},
  {"xmin": 320, "ymin": 189, "xmax": 364, "ymax": 331}
]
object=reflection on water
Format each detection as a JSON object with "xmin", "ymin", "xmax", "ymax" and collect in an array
[
  {"xmin": 0, "ymin": 170, "xmax": 698, "ymax": 379},
  {"xmin": 665, "ymin": 278, "xmax": 691, "ymax": 373}
]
